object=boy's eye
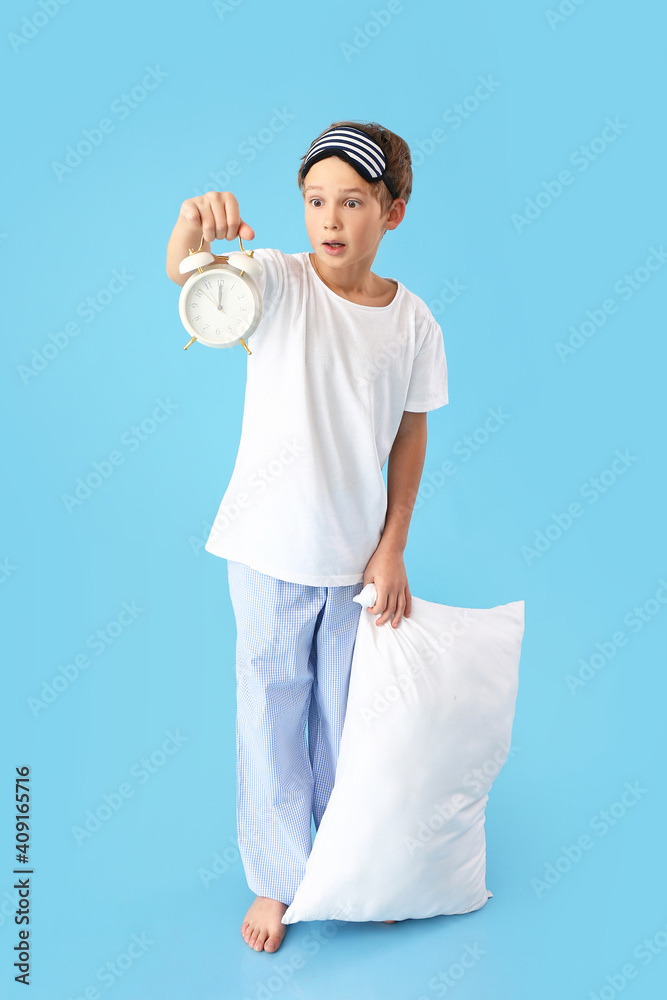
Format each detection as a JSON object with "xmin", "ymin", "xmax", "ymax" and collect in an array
[{"xmin": 308, "ymin": 198, "xmax": 360, "ymax": 208}]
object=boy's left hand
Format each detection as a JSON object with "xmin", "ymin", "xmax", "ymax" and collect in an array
[{"xmin": 362, "ymin": 544, "xmax": 412, "ymax": 628}]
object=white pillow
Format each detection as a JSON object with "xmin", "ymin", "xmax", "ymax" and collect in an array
[{"xmin": 281, "ymin": 583, "xmax": 525, "ymax": 924}]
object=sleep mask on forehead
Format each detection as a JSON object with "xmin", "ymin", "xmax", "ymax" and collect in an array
[{"xmin": 299, "ymin": 125, "xmax": 398, "ymax": 201}]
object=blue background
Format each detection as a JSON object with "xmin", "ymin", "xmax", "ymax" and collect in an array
[{"xmin": 2, "ymin": 0, "xmax": 666, "ymax": 997}]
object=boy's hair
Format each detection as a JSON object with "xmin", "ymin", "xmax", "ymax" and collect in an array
[{"xmin": 297, "ymin": 119, "xmax": 412, "ymax": 217}]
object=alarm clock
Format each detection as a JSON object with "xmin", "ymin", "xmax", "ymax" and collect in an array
[{"xmin": 178, "ymin": 234, "xmax": 263, "ymax": 354}]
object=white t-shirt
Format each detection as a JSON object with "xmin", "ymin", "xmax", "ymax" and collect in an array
[{"xmin": 204, "ymin": 249, "xmax": 449, "ymax": 586}]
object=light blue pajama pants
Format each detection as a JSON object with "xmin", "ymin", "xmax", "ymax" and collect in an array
[{"xmin": 226, "ymin": 560, "xmax": 365, "ymax": 906}]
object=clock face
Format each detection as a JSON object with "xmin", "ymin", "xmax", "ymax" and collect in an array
[{"xmin": 179, "ymin": 266, "xmax": 262, "ymax": 348}]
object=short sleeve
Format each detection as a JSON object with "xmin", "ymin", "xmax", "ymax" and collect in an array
[
  {"xmin": 246, "ymin": 247, "xmax": 286, "ymax": 324},
  {"xmin": 404, "ymin": 315, "xmax": 449, "ymax": 412}
]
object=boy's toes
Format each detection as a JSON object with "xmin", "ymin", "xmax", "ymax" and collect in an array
[
  {"xmin": 252, "ymin": 930, "xmax": 268, "ymax": 951},
  {"xmin": 264, "ymin": 933, "xmax": 283, "ymax": 952}
]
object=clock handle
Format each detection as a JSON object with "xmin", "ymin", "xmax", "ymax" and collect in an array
[
  {"xmin": 237, "ymin": 235, "xmax": 255, "ymax": 258},
  {"xmin": 193, "ymin": 232, "xmax": 255, "ymax": 260}
]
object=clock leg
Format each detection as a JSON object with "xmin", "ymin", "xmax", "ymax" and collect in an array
[
  {"xmin": 183, "ymin": 336, "xmax": 197, "ymax": 350},
  {"xmin": 239, "ymin": 338, "xmax": 252, "ymax": 355}
]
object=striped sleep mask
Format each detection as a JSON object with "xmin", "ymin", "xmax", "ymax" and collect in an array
[{"xmin": 299, "ymin": 125, "xmax": 398, "ymax": 201}]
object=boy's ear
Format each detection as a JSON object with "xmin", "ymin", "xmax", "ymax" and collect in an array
[{"xmin": 384, "ymin": 200, "xmax": 406, "ymax": 233}]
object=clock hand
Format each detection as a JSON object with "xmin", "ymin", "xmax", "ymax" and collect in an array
[{"xmin": 198, "ymin": 288, "xmax": 219, "ymax": 309}]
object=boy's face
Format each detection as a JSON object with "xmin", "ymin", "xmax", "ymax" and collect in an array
[{"xmin": 303, "ymin": 156, "xmax": 404, "ymax": 271}]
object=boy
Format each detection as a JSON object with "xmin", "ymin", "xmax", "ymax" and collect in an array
[{"xmin": 166, "ymin": 121, "xmax": 449, "ymax": 953}]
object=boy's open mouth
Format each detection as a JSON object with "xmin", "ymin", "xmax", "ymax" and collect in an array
[{"xmin": 322, "ymin": 241, "xmax": 346, "ymax": 254}]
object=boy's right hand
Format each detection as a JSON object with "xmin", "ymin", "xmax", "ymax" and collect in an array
[{"xmin": 179, "ymin": 191, "xmax": 255, "ymax": 245}]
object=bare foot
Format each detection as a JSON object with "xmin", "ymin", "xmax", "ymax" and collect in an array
[
  {"xmin": 383, "ymin": 920, "xmax": 396, "ymax": 923},
  {"xmin": 241, "ymin": 896, "xmax": 288, "ymax": 952}
]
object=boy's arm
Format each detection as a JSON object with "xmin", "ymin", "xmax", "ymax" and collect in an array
[{"xmin": 363, "ymin": 410, "xmax": 428, "ymax": 627}]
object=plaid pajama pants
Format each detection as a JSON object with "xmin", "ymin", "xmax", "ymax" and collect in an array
[{"xmin": 226, "ymin": 559, "xmax": 365, "ymax": 905}]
